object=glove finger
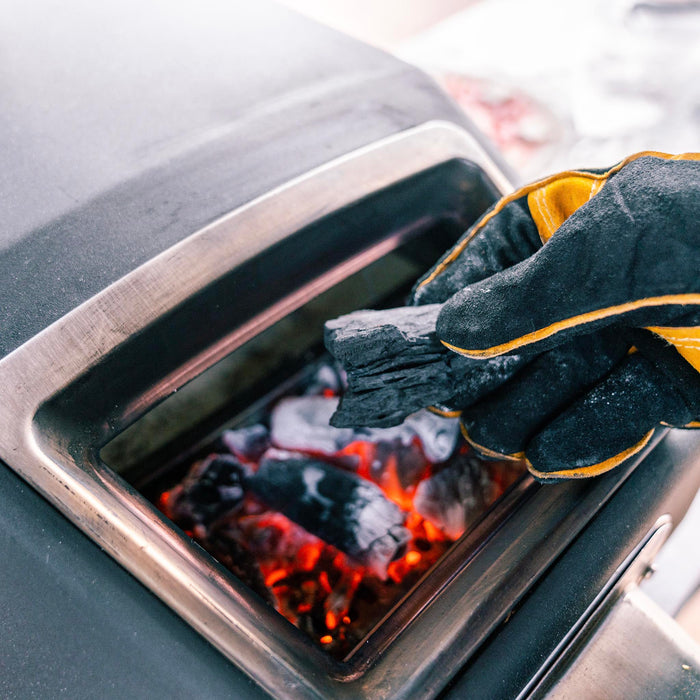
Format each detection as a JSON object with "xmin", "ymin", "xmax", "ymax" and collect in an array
[
  {"xmin": 437, "ymin": 156, "xmax": 700, "ymax": 358},
  {"xmin": 525, "ymin": 353, "xmax": 694, "ymax": 481},
  {"xmin": 459, "ymin": 329, "xmax": 630, "ymax": 459},
  {"xmin": 412, "ymin": 163, "xmax": 623, "ymax": 306},
  {"xmin": 409, "ymin": 194, "xmax": 541, "ymax": 305}
]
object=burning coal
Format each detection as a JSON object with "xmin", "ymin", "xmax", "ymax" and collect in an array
[{"xmin": 157, "ymin": 362, "xmax": 525, "ymax": 658}]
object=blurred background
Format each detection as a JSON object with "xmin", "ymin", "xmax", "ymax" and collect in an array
[
  {"xmin": 280, "ymin": 0, "xmax": 700, "ymax": 640},
  {"xmin": 281, "ymin": 0, "xmax": 700, "ymax": 180}
]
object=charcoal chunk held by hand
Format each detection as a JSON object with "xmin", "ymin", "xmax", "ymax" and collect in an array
[{"xmin": 324, "ymin": 305, "xmax": 524, "ymax": 428}]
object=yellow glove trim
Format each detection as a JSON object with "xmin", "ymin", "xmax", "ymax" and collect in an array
[
  {"xmin": 645, "ymin": 326, "xmax": 700, "ymax": 374},
  {"xmin": 528, "ymin": 151, "xmax": 700, "ymax": 244},
  {"xmin": 528, "ymin": 176, "xmax": 605, "ymax": 243},
  {"xmin": 441, "ymin": 294, "xmax": 700, "ymax": 358},
  {"xmin": 427, "ymin": 405, "xmax": 462, "ymax": 418},
  {"xmin": 416, "ymin": 151, "xmax": 700, "ymax": 292},
  {"xmin": 526, "ymin": 429, "xmax": 654, "ymax": 481},
  {"xmin": 459, "ymin": 422, "xmax": 525, "ymax": 461}
]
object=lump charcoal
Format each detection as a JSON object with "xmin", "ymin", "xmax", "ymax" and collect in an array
[
  {"xmin": 247, "ymin": 450, "xmax": 411, "ymax": 579},
  {"xmin": 324, "ymin": 305, "xmax": 526, "ymax": 428},
  {"xmin": 198, "ymin": 521, "xmax": 275, "ymax": 606},
  {"xmin": 326, "ymin": 304, "xmax": 444, "ymax": 367},
  {"xmin": 371, "ymin": 438, "xmax": 427, "ymax": 489},
  {"xmin": 221, "ymin": 424, "xmax": 270, "ymax": 462},
  {"xmin": 414, "ymin": 451, "xmax": 500, "ymax": 539},
  {"xmin": 233, "ymin": 510, "xmax": 325, "ymax": 563},
  {"xmin": 168, "ymin": 454, "xmax": 249, "ymax": 530},
  {"xmin": 349, "ymin": 409, "xmax": 460, "ymax": 465},
  {"xmin": 270, "ymin": 394, "xmax": 459, "ymax": 467}
]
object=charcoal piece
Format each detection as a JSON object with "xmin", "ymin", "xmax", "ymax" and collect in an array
[
  {"xmin": 247, "ymin": 450, "xmax": 411, "ymax": 579},
  {"xmin": 324, "ymin": 305, "xmax": 525, "ymax": 428},
  {"xmin": 169, "ymin": 454, "xmax": 248, "ymax": 529},
  {"xmin": 372, "ymin": 438, "xmax": 427, "ymax": 488},
  {"xmin": 413, "ymin": 451, "xmax": 500, "ymax": 539},
  {"xmin": 221, "ymin": 424, "xmax": 270, "ymax": 462}
]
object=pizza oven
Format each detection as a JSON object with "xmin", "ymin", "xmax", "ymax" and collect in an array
[{"xmin": 1, "ymin": 3, "xmax": 699, "ymax": 698}]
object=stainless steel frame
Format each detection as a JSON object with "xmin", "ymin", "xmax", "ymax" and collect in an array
[{"xmin": 0, "ymin": 122, "xmax": 682, "ymax": 698}]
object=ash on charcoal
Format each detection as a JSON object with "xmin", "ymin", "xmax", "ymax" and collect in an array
[
  {"xmin": 401, "ymin": 410, "xmax": 459, "ymax": 463},
  {"xmin": 270, "ymin": 396, "xmax": 459, "ymax": 488},
  {"xmin": 247, "ymin": 449, "xmax": 411, "ymax": 579},
  {"xmin": 270, "ymin": 396, "xmax": 355, "ymax": 455},
  {"xmin": 220, "ymin": 424, "xmax": 270, "ymax": 462},
  {"xmin": 166, "ymin": 454, "xmax": 249, "ymax": 532},
  {"xmin": 324, "ymin": 305, "xmax": 525, "ymax": 428},
  {"xmin": 269, "ymin": 394, "xmax": 459, "ymax": 479},
  {"xmin": 413, "ymin": 451, "xmax": 501, "ymax": 539}
]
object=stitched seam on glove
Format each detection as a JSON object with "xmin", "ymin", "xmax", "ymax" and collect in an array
[
  {"xmin": 459, "ymin": 422, "xmax": 525, "ymax": 461},
  {"xmin": 427, "ymin": 406, "xmax": 462, "ymax": 418},
  {"xmin": 526, "ymin": 429, "xmax": 655, "ymax": 480}
]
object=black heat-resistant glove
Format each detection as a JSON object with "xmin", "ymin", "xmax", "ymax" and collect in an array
[{"xmin": 412, "ymin": 152, "xmax": 700, "ymax": 481}]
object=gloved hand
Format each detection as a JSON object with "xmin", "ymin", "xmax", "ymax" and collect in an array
[{"xmin": 411, "ymin": 152, "xmax": 700, "ymax": 481}]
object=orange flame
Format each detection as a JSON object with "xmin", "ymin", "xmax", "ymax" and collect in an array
[
  {"xmin": 381, "ymin": 455, "xmax": 415, "ymax": 512},
  {"xmin": 325, "ymin": 611, "xmax": 337, "ymax": 630},
  {"xmin": 338, "ymin": 440, "xmax": 376, "ymax": 480},
  {"xmin": 298, "ymin": 543, "xmax": 322, "ymax": 571},
  {"xmin": 265, "ymin": 569, "xmax": 289, "ymax": 587},
  {"xmin": 405, "ymin": 551, "xmax": 422, "ymax": 566}
]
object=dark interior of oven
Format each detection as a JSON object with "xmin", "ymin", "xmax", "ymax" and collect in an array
[{"xmin": 87, "ymin": 159, "xmax": 529, "ymax": 660}]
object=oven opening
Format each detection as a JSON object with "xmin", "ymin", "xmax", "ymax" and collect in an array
[
  {"xmin": 25, "ymin": 135, "xmax": 607, "ymax": 697},
  {"xmin": 100, "ymin": 224, "xmax": 528, "ymax": 661}
]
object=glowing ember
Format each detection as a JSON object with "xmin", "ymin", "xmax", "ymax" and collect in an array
[{"xmin": 156, "ymin": 362, "xmax": 526, "ymax": 659}]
